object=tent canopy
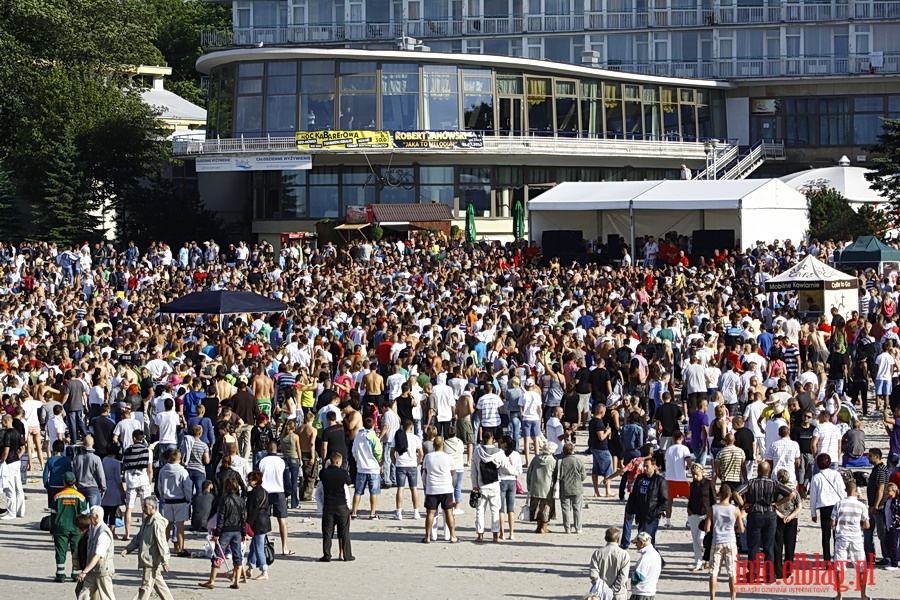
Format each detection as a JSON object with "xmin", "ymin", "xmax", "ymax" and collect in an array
[
  {"xmin": 780, "ymin": 165, "xmax": 885, "ymax": 205},
  {"xmin": 835, "ymin": 236, "xmax": 900, "ymax": 263},
  {"xmin": 764, "ymin": 255, "xmax": 858, "ymax": 292},
  {"xmin": 528, "ymin": 179, "xmax": 808, "ymax": 247},
  {"xmin": 159, "ymin": 291, "xmax": 288, "ymax": 315}
]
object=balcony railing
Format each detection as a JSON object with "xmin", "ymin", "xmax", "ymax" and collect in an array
[
  {"xmin": 602, "ymin": 53, "xmax": 900, "ymax": 79},
  {"xmin": 174, "ymin": 133, "xmax": 732, "ymax": 162},
  {"xmin": 200, "ymin": 2, "xmax": 900, "ymax": 49}
]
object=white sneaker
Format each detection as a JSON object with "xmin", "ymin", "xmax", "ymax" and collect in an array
[
  {"xmin": 665, "ymin": 519, "xmax": 672, "ymax": 529},
  {"xmin": 0, "ymin": 514, "xmax": 14, "ymax": 520},
  {"xmin": 885, "ymin": 565, "xmax": 898, "ymax": 571},
  {"xmin": 452, "ymin": 508, "xmax": 464, "ymax": 515},
  {"xmin": 393, "ymin": 509, "xmax": 403, "ymax": 520},
  {"xmin": 413, "ymin": 510, "xmax": 422, "ymax": 519}
]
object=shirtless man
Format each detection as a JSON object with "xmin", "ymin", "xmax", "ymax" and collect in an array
[
  {"xmin": 343, "ymin": 396, "xmax": 362, "ymax": 442},
  {"xmin": 297, "ymin": 411, "xmax": 318, "ymax": 501},
  {"xmin": 362, "ymin": 366, "xmax": 385, "ymax": 411},
  {"xmin": 251, "ymin": 365, "xmax": 274, "ymax": 417},
  {"xmin": 455, "ymin": 389, "xmax": 475, "ymax": 466}
]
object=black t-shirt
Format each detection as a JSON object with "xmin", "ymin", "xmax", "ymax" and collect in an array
[
  {"xmin": 827, "ymin": 351, "xmax": 849, "ymax": 380},
  {"xmin": 323, "ymin": 425, "xmax": 348, "ymax": 461},
  {"xmin": 734, "ymin": 428, "xmax": 755, "ymax": 461},
  {"xmin": 574, "ymin": 367, "xmax": 592, "ymax": 395},
  {"xmin": 0, "ymin": 428, "xmax": 23, "ymax": 464},
  {"xmin": 396, "ymin": 395, "xmax": 415, "ymax": 423},
  {"xmin": 588, "ymin": 416, "xmax": 608, "ymax": 451},
  {"xmin": 589, "ymin": 367, "xmax": 611, "ymax": 401},
  {"xmin": 201, "ymin": 396, "xmax": 220, "ymax": 422},
  {"xmin": 791, "ymin": 423, "xmax": 815, "ymax": 454},
  {"xmin": 655, "ymin": 402, "xmax": 682, "ymax": 436},
  {"xmin": 315, "ymin": 389, "xmax": 339, "ymax": 412},
  {"xmin": 319, "ymin": 466, "xmax": 352, "ymax": 507},
  {"xmin": 90, "ymin": 416, "xmax": 115, "ymax": 456}
]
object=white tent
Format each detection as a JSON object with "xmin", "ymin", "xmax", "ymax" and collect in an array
[
  {"xmin": 527, "ymin": 179, "xmax": 808, "ymax": 250},
  {"xmin": 764, "ymin": 255, "xmax": 859, "ymax": 318},
  {"xmin": 779, "ymin": 157, "xmax": 885, "ymax": 207}
]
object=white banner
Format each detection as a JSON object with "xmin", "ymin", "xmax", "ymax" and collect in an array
[{"xmin": 196, "ymin": 155, "xmax": 312, "ymax": 172}]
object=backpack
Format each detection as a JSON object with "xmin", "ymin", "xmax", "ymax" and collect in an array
[
  {"xmin": 857, "ymin": 337, "xmax": 876, "ymax": 363},
  {"xmin": 853, "ymin": 470, "xmax": 869, "ymax": 489},
  {"xmin": 393, "ymin": 428, "xmax": 409, "ymax": 456},
  {"xmin": 479, "ymin": 458, "xmax": 500, "ymax": 485}
]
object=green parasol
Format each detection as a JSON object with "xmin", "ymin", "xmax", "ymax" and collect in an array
[
  {"xmin": 465, "ymin": 202, "xmax": 476, "ymax": 244},
  {"xmin": 512, "ymin": 199, "xmax": 525, "ymax": 240}
]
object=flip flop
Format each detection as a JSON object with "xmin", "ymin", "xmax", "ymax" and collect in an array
[
  {"xmin": 420, "ymin": 538, "xmax": 431, "ymax": 544},
  {"xmin": 283, "ymin": 550, "xmax": 296, "ymax": 556},
  {"xmin": 449, "ymin": 537, "xmax": 461, "ymax": 543},
  {"xmin": 198, "ymin": 582, "xmax": 214, "ymax": 589}
]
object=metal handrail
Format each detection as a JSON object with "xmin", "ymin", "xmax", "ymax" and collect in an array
[{"xmin": 173, "ymin": 133, "xmax": 730, "ymax": 159}]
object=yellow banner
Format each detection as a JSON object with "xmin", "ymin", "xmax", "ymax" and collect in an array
[{"xmin": 295, "ymin": 130, "xmax": 392, "ymax": 150}]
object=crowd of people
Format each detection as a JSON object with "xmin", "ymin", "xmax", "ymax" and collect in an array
[{"xmin": 0, "ymin": 233, "xmax": 899, "ymax": 600}]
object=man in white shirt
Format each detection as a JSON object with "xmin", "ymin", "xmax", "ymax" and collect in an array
[
  {"xmin": 718, "ymin": 362, "xmax": 742, "ymax": 414},
  {"xmin": 519, "ymin": 378, "xmax": 543, "ymax": 466},
  {"xmin": 476, "ymin": 383, "xmax": 504, "ymax": 440},
  {"xmin": 631, "ymin": 532, "xmax": 662, "ymax": 598},
  {"xmin": 112, "ymin": 405, "xmax": 142, "ymax": 451},
  {"xmin": 428, "ymin": 374, "xmax": 455, "ymax": 438},
  {"xmin": 874, "ymin": 341, "xmax": 896, "ymax": 414},
  {"xmin": 545, "ymin": 406, "xmax": 568, "ymax": 457},
  {"xmin": 765, "ymin": 424, "xmax": 801, "ymax": 487},
  {"xmin": 743, "ymin": 392, "xmax": 767, "ymax": 453},
  {"xmin": 20, "ymin": 393, "xmax": 45, "ymax": 471},
  {"xmin": 146, "ymin": 353, "xmax": 173, "ymax": 383},
  {"xmin": 663, "ymin": 431, "xmax": 692, "ymax": 529},
  {"xmin": 683, "ymin": 355, "xmax": 707, "ymax": 408},
  {"xmin": 811, "ymin": 410, "xmax": 842, "ymax": 469},
  {"xmin": 763, "ymin": 405, "xmax": 788, "ymax": 452},
  {"xmin": 421, "ymin": 436, "xmax": 458, "ymax": 543},
  {"xmin": 153, "ymin": 398, "xmax": 180, "ymax": 454},
  {"xmin": 259, "ymin": 441, "xmax": 290, "ymax": 554},
  {"xmin": 385, "ymin": 365, "xmax": 407, "ymax": 402},
  {"xmin": 391, "ymin": 420, "xmax": 423, "ymax": 520}
]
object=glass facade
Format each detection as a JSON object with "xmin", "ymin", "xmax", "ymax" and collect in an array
[
  {"xmin": 251, "ymin": 163, "xmax": 679, "ymax": 220},
  {"xmin": 750, "ymin": 93, "xmax": 900, "ymax": 146},
  {"xmin": 206, "ymin": 58, "xmax": 722, "ymax": 139}
]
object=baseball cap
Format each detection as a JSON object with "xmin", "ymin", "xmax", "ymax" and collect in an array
[
  {"xmin": 525, "ymin": 378, "xmax": 535, "ymax": 387},
  {"xmin": 64, "ymin": 471, "xmax": 76, "ymax": 485}
]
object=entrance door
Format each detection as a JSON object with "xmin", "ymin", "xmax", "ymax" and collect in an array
[{"xmin": 499, "ymin": 97, "xmax": 524, "ymax": 135}]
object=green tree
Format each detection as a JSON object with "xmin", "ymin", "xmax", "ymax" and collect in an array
[
  {"xmin": 145, "ymin": 0, "xmax": 231, "ymax": 106},
  {"xmin": 0, "ymin": 159, "xmax": 22, "ymax": 240},
  {"xmin": 866, "ymin": 117, "xmax": 900, "ymax": 223},
  {"xmin": 806, "ymin": 185, "xmax": 893, "ymax": 241},
  {"xmin": 117, "ymin": 172, "xmax": 224, "ymax": 247},
  {"xmin": 37, "ymin": 138, "xmax": 100, "ymax": 244},
  {"xmin": 806, "ymin": 186, "xmax": 857, "ymax": 241}
]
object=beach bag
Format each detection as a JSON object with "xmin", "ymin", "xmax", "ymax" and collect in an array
[
  {"xmin": 515, "ymin": 479, "xmax": 525, "ymax": 495},
  {"xmin": 264, "ymin": 537, "xmax": 275, "ymax": 566}
]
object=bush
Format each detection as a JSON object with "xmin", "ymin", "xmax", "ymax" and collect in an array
[{"xmin": 371, "ymin": 224, "xmax": 384, "ymax": 241}]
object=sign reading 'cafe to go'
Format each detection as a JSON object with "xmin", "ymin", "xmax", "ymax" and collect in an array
[{"xmin": 295, "ymin": 130, "xmax": 483, "ymax": 150}]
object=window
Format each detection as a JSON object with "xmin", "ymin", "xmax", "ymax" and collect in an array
[
  {"xmin": 265, "ymin": 61, "xmax": 297, "ymax": 135},
  {"xmin": 339, "ymin": 62, "xmax": 376, "ymax": 129},
  {"xmin": 420, "ymin": 166, "xmax": 455, "ymax": 212},
  {"xmin": 463, "ymin": 71, "xmax": 494, "ymax": 131},
  {"xmin": 300, "ymin": 61, "xmax": 334, "ymax": 131},
  {"xmin": 381, "ymin": 63, "xmax": 419, "ymax": 131},
  {"xmin": 236, "ymin": 63, "xmax": 264, "ymax": 135},
  {"xmin": 423, "ymin": 65, "xmax": 459, "ymax": 129},
  {"xmin": 309, "ymin": 168, "xmax": 340, "ymax": 218},
  {"xmin": 526, "ymin": 77, "xmax": 552, "ymax": 135},
  {"xmin": 460, "ymin": 167, "xmax": 491, "ymax": 217}
]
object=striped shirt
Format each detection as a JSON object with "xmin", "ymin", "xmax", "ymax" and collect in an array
[
  {"xmin": 782, "ymin": 345, "xmax": 800, "ymax": 374},
  {"xmin": 476, "ymin": 393, "xmax": 504, "ymax": 427},
  {"xmin": 122, "ymin": 443, "xmax": 152, "ymax": 488},
  {"xmin": 833, "ymin": 496, "xmax": 867, "ymax": 538},
  {"xmin": 735, "ymin": 476, "xmax": 792, "ymax": 513},
  {"xmin": 716, "ymin": 445, "xmax": 745, "ymax": 483}
]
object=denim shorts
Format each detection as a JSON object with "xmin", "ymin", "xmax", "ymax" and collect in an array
[
  {"xmin": 876, "ymin": 379, "xmax": 893, "ymax": 396},
  {"xmin": 592, "ymin": 448, "xmax": 613, "ymax": 477},
  {"xmin": 499, "ymin": 479, "xmax": 516, "ymax": 513},
  {"xmin": 395, "ymin": 466, "xmax": 418, "ymax": 487},
  {"xmin": 522, "ymin": 419, "xmax": 541, "ymax": 438},
  {"xmin": 354, "ymin": 472, "xmax": 381, "ymax": 496}
]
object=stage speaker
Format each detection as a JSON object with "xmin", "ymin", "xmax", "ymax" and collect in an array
[
  {"xmin": 691, "ymin": 229, "xmax": 735, "ymax": 259},
  {"xmin": 607, "ymin": 234, "xmax": 623, "ymax": 255},
  {"xmin": 541, "ymin": 230, "xmax": 583, "ymax": 256}
]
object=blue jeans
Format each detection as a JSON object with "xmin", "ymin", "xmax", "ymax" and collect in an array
[
  {"xmin": 507, "ymin": 411, "xmax": 522, "ymax": 451},
  {"xmin": 746, "ymin": 511, "xmax": 777, "ymax": 573},
  {"xmin": 863, "ymin": 510, "xmax": 888, "ymax": 561},
  {"xmin": 453, "ymin": 470, "xmax": 463, "ymax": 506},
  {"xmin": 253, "ymin": 450, "xmax": 268, "ymax": 470},
  {"xmin": 621, "ymin": 515, "xmax": 659, "ymax": 549},
  {"xmin": 693, "ymin": 447, "xmax": 708, "ymax": 467},
  {"xmin": 247, "ymin": 532, "xmax": 267, "ymax": 571},
  {"xmin": 214, "ymin": 530, "xmax": 243, "ymax": 567},
  {"xmin": 188, "ymin": 469, "xmax": 206, "ymax": 497},
  {"xmin": 66, "ymin": 410, "xmax": 87, "ymax": 442},
  {"xmin": 81, "ymin": 487, "xmax": 102, "ymax": 508},
  {"xmin": 284, "ymin": 458, "xmax": 300, "ymax": 508}
]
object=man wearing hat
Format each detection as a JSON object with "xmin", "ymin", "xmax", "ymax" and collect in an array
[{"xmin": 50, "ymin": 471, "xmax": 91, "ymax": 582}]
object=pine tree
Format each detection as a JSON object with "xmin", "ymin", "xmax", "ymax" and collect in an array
[
  {"xmin": 866, "ymin": 117, "xmax": 900, "ymax": 222},
  {"xmin": 0, "ymin": 159, "xmax": 21, "ymax": 240},
  {"xmin": 38, "ymin": 139, "xmax": 99, "ymax": 245}
]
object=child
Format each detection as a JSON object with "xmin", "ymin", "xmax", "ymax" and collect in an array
[
  {"xmin": 191, "ymin": 479, "xmax": 215, "ymax": 532},
  {"xmin": 886, "ymin": 483, "xmax": 900, "ymax": 570}
]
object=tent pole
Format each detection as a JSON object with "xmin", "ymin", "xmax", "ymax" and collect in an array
[{"xmin": 629, "ymin": 199, "xmax": 635, "ymax": 265}]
